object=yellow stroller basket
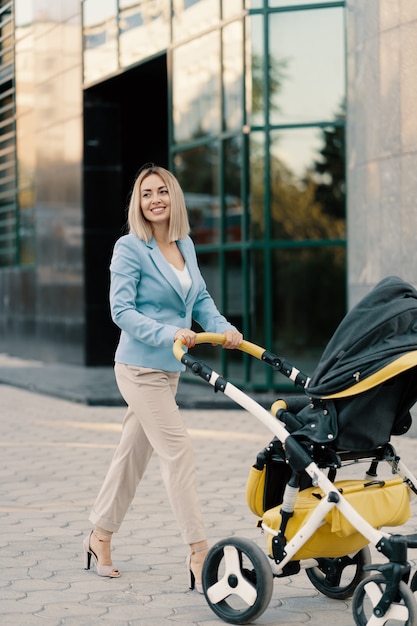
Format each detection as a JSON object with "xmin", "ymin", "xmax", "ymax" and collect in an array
[{"xmin": 247, "ymin": 471, "xmax": 411, "ymax": 559}]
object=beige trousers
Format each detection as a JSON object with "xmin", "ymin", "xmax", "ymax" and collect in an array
[{"xmin": 89, "ymin": 362, "xmax": 206, "ymax": 544}]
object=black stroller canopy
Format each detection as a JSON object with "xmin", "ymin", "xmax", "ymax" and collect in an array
[
  {"xmin": 286, "ymin": 276, "xmax": 417, "ymax": 450},
  {"xmin": 306, "ymin": 276, "xmax": 417, "ymax": 398}
]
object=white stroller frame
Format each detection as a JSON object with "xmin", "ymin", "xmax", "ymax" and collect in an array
[{"xmin": 174, "ymin": 333, "xmax": 417, "ymax": 626}]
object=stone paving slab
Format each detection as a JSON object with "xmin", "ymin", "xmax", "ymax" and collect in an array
[{"xmin": 1, "ymin": 383, "xmax": 417, "ymax": 625}]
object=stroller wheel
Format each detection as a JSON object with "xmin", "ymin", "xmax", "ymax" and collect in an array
[
  {"xmin": 352, "ymin": 575, "xmax": 417, "ymax": 626},
  {"xmin": 202, "ymin": 536, "xmax": 273, "ymax": 625},
  {"xmin": 305, "ymin": 546, "xmax": 371, "ymax": 600}
]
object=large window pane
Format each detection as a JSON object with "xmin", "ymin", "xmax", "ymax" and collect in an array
[
  {"xmin": 119, "ymin": 0, "xmax": 169, "ymax": 68},
  {"xmin": 270, "ymin": 126, "xmax": 346, "ymax": 240},
  {"xmin": 174, "ymin": 143, "xmax": 219, "ymax": 244},
  {"xmin": 83, "ymin": 0, "xmax": 118, "ymax": 84},
  {"xmin": 222, "ymin": 20, "xmax": 243, "ymax": 131},
  {"xmin": 271, "ymin": 246, "xmax": 346, "ymax": 373},
  {"xmin": 172, "ymin": 0, "xmax": 219, "ymax": 41},
  {"xmin": 269, "ymin": 8, "xmax": 345, "ymax": 124},
  {"xmin": 172, "ymin": 31, "xmax": 221, "ymax": 143}
]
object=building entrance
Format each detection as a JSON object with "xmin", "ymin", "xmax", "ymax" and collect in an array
[{"xmin": 83, "ymin": 55, "xmax": 168, "ymax": 365}]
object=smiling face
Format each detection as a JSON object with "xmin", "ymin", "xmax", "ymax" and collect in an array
[
  {"xmin": 140, "ymin": 173, "xmax": 171, "ymax": 228},
  {"xmin": 128, "ymin": 165, "xmax": 190, "ymax": 243}
]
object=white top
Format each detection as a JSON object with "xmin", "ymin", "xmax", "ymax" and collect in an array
[{"xmin": 170, "ymin": 263, "xmax": 192, "ymax": 298}]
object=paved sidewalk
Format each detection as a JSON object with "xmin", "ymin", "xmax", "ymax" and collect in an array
[{"xmin": 2, "ymin": 382, "xmax": 417, "ymax": 625}]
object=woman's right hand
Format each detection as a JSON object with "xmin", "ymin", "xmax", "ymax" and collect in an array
[{"xmin": 174, "ymin": 329, "xmax": 197, "ymax": 348}]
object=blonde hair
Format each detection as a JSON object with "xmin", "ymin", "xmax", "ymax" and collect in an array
[{"xmin": 127, "ymin": 164, "xmax": 190, "ymax": 242}]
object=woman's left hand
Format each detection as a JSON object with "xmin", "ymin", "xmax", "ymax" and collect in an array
[{"xmin": 222, "ymin": 330, "xmax": 243, "ymax": 349}]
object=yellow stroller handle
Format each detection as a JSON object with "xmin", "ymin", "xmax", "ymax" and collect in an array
[{"xmin": 173, "ymin": 332, "xmax": 265, "ymax": 362}]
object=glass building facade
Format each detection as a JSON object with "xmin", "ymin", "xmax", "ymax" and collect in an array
[{"xmin": 0, "ymin": 0, "xmax": 346, "ymax": 391}]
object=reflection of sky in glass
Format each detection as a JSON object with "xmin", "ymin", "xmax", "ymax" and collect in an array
[
  {"xmin": 269, "ymin": 7, "xmax": 345, "ymax": 124},
  {"xmin": 83, "ymin": 0, "xmax": 117, "ymax": 27},
  {"xmin": 271, "ymin": 127, "xmax": 325, "ymax": 178},
  {"xmin": 173, "ymin": 32, "xmax": 221, "ymax": 143},
  {"xmin": 15, "ymin": 0, "xmax": 34, "ymax": 27}
]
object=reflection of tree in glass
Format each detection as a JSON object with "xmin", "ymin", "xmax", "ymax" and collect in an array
[
  {"xmin": 251, "ymin": 144, "xmax": 345, "ymax": 242},
  {"xmin": 313, "ymin": 104, "xmax": 346, "ymax": 220},
  {"xmin": 268, "ymin": 104, "xmax": 346, "ymax": 241},
  {"xmin": 224, "ymin": 136, "xmax": 242, "ymax": 198},
  {"xmin": 174, "ymin": 144, "xmax": 218, "ymax": 196},
  {"xmin": 269, "ymin": 160, "xmax": 346, "ymax": 241},
  {"xmin": 251, "ymin": 52, "xmax": 290, "ymax": 118}
]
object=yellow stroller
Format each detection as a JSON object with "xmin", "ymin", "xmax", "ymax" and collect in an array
[{"xmin": 173, "ymin": 276, "xmax": 417, "ymax": 625}]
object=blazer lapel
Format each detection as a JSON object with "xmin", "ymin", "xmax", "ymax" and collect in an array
[
  {"xmin": 148, "ymin": 237, "xmax": 186, "ymax": 302},
  {"xmin": 177, "ymin": 239, "xmax": 200, "ymax": 304}
]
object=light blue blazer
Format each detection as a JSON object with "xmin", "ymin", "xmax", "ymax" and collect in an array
[{"xmin": 110, "ymin": 233, "xmax": 237, "ymax": 371}]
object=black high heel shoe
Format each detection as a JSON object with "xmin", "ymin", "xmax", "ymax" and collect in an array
[{"xmin": 83, "ymin": 530, "xmax": 121, "ymax": 578}]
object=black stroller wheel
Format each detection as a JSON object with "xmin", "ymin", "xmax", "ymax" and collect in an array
[
  {"xmin": 352, "ymin": 575, "xmax": 417, "ymax": 626},
  {"xmin": 202, "ymin": 536, "xmax": 273, "ymax": 625},
  {"xmin": 306, "ymin": 546, "xmax": 371, "ymax": 599}
]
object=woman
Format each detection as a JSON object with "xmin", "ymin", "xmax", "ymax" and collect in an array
[{"xmin": 83, "ymin": 164, "xmax": 243, "ymax": 592}]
